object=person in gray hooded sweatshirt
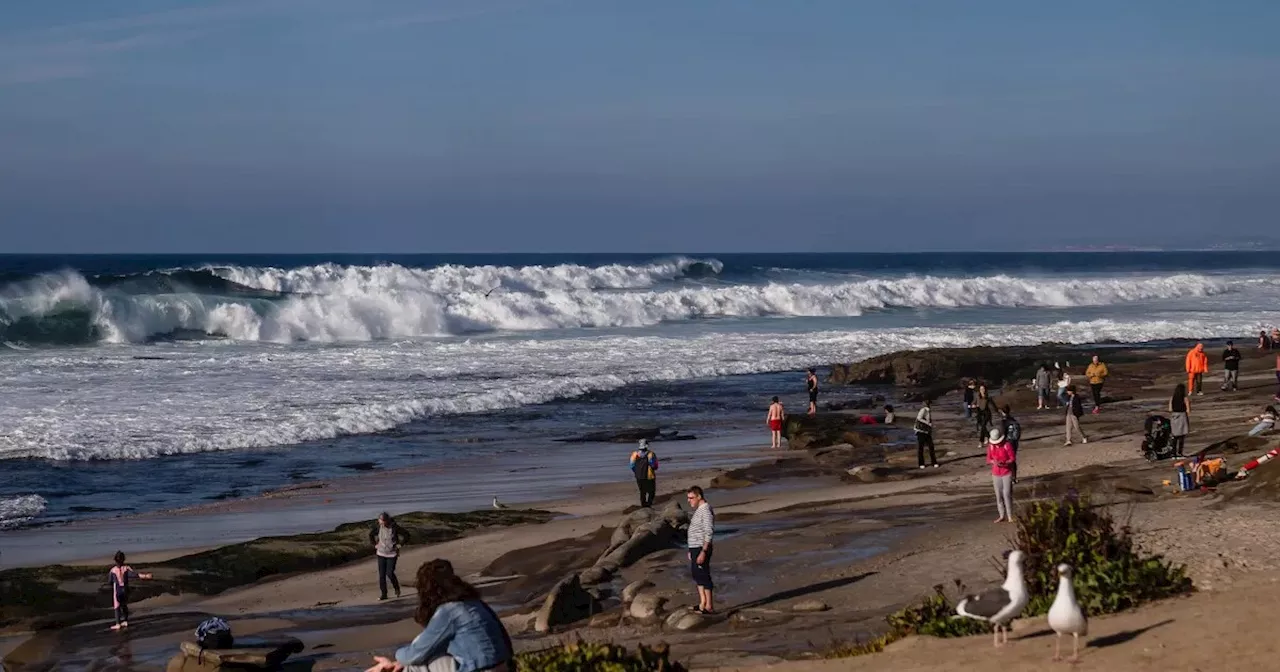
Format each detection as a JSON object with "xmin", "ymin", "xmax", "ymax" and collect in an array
[{"xmin": 369, "ymin": 512, "xmax": 411, "ymax": 601}]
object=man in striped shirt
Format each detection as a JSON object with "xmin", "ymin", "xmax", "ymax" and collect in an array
[{"xmin": 686, "ymin": 486, "xmax": 716, "ymax": 615}]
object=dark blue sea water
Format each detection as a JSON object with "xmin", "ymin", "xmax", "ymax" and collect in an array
[{"xmin": 1, "ymin": 252, "xmax": 1276, "ymax": 530}]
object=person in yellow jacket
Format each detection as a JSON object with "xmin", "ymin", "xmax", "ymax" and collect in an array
[
  {"xmin": 1185, "ymin": 343, "xmax": 1209, "ymax": 396},
  {"xmin": 1085, "ymin": 355, "xmax": 1109, "ymax": 414}
]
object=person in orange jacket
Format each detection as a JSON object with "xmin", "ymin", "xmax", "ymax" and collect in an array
[{"xmin": 1185, "ymin": 343, "xmax": 1209, "ymax": 396}]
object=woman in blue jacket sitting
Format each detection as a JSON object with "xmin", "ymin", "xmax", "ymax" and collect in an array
[{"xmin": 365, "ymin": 559, "xmax": 513, "ymax": 672}]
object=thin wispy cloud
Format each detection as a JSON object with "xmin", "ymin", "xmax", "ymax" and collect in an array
[{"xmin": 0, "ymin": 0, "xmax": 534, "ymax": 86}]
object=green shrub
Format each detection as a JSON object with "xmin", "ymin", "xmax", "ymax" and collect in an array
[
  {"xmin": 515, "ymin": 641, "xmax": 686, "ymax": 672},
  {"xmin": 885, "ymin": 583, "xmax": 991, "ymax": 638},
  {"xmin": 1014, "ymin": 493, "xmax": 1192, "ymax": 616}
]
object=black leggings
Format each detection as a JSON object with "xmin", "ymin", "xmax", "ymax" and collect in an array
[
  {"xmin": 916, "ymin": 433, "xmax": 936, "ymax": 467},
  {"xmin": 1172, "ymin": 436, "xmax": 1187, "ymax": 457},
  {"xmin": 1090, "ymin": 383, "xmax": 1103, "ymax": 407},
  {"xmin": 636, "ymin": 478, "xmax": 656, "ymax": 507},
  {"xmin": 377, "ymin": 556, "xmax": 400, "ymax": 598}
]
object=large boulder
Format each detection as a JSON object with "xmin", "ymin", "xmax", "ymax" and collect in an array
[
  {"xmin": 783, "ymin": 415, "xmax": 891, "ymax": 452},
  {"xmin": 629, "ymin": 593, "xmax": 668, "ymax": 622},
  {"xmin": 622, "ymin": 580, "xmax": 655, "ymax": 603},
  {"xmin": 535, "ymin": 573, "xmax": 599, "ymax": 633},
  {"xmin": 828, "ymin": 345, "xmax": 1078, "ymax": 392},
  {"xmin": 169, "ymin": 638, "xmax": 304, "ymax": 672}
]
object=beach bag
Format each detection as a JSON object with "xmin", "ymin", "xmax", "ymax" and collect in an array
[{"xmin": 195, "ymin": 617, "xmax": 234, "ymax": 651}]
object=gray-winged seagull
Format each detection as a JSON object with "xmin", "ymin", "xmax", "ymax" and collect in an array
[
  {"xmin": 955, "ymin": 549, "xmax": 1030, "ymax": 647},
  {"xmin": 1047, "ymin": 563, "xmax": 1088, "ymax": 662}
]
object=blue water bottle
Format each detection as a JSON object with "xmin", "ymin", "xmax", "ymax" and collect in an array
[{"xmin": 1175, "ymin": 464, "xmax": 1187, "ymax": 491}]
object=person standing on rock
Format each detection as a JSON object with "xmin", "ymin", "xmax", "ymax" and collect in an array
[
  {"xmin": 685, "ymin": 486, "xmax": 716, "ymax": 615},
  {"xmin": 108, "ymin": 551, "xmax": 153, "ymax": 630},
  {"xmin": 1085, "ymin": 355, "xmax": 1109, "ymax": 413},
  {"xmin": 370, "ymin": 512, "xmax": 411, "ymax": 601},
  {"xmin": 1064, "ymin": 387, "xmax": 1088, "ymax": 446},
  {"xmin": 767, "ymin": 396, "xmax": 786, "ymax": 449},
  {"xmin": 629, "ymin": 439, "xmax": 659, "ymax": 508},
  {"xmin": 914, "ymin": 399, "xmax": 938, "ymax": 469},
  {"xmin": 806, "ymin": 368, "xmax": 819, "ymax": 416},
  {"xmin": 1222, "ymin": 340, "xmax": 1242, "ymax": 392},
  {"xmin": 1034, "ymin": 363, "xmax": 1053, "ymax": 411},
  {"xmin": 1185, "ymin": 343, "xmax": 1208, "ymax": 396}
]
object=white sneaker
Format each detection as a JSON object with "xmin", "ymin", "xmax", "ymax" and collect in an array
[
  {"xmin": 919, "ymin": 465, "xmax": 925, "ymax": 469},
  {"xmin": 1082, "ymin": 437, "xmax": 1089, "ymax": 444}
]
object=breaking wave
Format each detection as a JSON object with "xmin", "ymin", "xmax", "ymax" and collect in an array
[
  {"xmin": 0, "ymin": 258, "xmax": 1259, "ymax": 345},
  {"xmin": 0, "ymin": 495, "xmax": 47, "ymax": 528}
]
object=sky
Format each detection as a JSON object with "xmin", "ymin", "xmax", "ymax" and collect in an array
[{"xmin": 1, "ymin": 0, "xmax": 1278, "ymax": 253}]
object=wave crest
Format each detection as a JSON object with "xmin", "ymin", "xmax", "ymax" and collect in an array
[{"xmin": 0, "ymin": 495, "xmax": 47, "ymax": 528}]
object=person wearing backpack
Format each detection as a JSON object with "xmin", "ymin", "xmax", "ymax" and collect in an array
[
  {"xmin": 370, "ymin": 512, "xmax": 411, "ymax": 601},
  {"xmin": 1000, "ymin": 405, "xmax": 1021, "ymax": 483},
  {"xmin": 629, "ymin": 440, "xmax": 659, "ymax": 508}
]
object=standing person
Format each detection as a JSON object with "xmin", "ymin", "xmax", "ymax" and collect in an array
[
  {"xmin": 986, "ymin": 428, "xmax": 1016, "ymax": 523},
  {"xmin": 806, "ymin": 369, "xmax": 819, "ymax": 416},
  {"xmin": 914, "ymin": 399, "xmax": 938, "ymax": 469},
  {"xmin": 1222, "ymin": 340, "xmax": 1242, "ymax": 392},
  {"xmin": 1000, "ymin": 405, "xmax": 1021, "ymax": 483},
  {"xmin": 1185, "ymin": 343, "xmax": 1208, "ymax": 396},
  {"xmin": 370, "ymin": 513, "xmax": 411, "ymax": 601},
  {"xmin": 1261, "ymin": 330, "xmax": 1273, "ymax": 350},
  {"xmin": 882, "ymin": 405, "xmax": 895, "ymax": 424},
  {"xmin": 685, "ymin": 486, "xmax": 716, "ymax": 615},
  {"xmin": 1275, "ymin": 352, "xmax": 1280, "ymax": 402},
  {"xmin": 629, "ymin": 439, "xmax": 659, "ymax": 508},
  {"xmin": 1169, "ymin": 384, "xmax": 1191, "ymax": 458},
  {"xmin": 1056, "ymin": 365, "xmax": 1072, "ymax": 408},
  {"xmin": 365, "ymin": 559, "xmax": 513, "ymax": 672},
  {"xmin": 1034, "ymin": 363, "xmax": 1053, "ymax": 411},
  {"xmin": 1064, "ymin": 387, "xmax": 1088, "ymax": 446},
  {"xmin": 766, "ymin": 396, "xmax": 786, "ymax": 449},
  {"xmin": 108, "ymin": 551, "xmax": 153, "ymax": 630},
  {"xmin": 1085, "ymin": 355, "xmax": 1109, "ymax": 413},
  {"xmin": 974, "ymin": 384, "xmax": 997, "ymax": 447},
  {"xmin": 962, "ymin": 380, "xmax": 977, "ymax": 419}
]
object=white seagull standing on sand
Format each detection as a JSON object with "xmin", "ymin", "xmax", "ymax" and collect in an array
[
  {"xmin": 955, "ymin": 549, "xmax": 1030, "ymax": 647},
  {"xmin": 1048, "ymin": 563, "xmax": 1088, "ymax": 662},
  {"xmin": 492, "ymin": 496, "xmax": 507, "ymax": 510}
]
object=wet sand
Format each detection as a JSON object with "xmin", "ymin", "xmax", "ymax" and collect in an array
[{"xmin": 7, "ymin": 341, "xmax": 1280, "ymax": 671}]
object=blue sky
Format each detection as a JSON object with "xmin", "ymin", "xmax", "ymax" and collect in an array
[{"xmin": 2, "ymin": 0, "xmax": 1277, "ymax": 252}]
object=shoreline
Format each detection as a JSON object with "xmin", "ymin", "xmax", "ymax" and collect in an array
[{"xmin": 6, "ymin": 336, "xmax": 1280, "ymax": 670}]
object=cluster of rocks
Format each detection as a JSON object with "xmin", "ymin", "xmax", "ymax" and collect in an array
[
  {"xmin": 555, "ymin": 427, "xmax": 696, "ymax": 443},
  {"xmin": 826, "ymin": 344, "xmax": 1082, "ymax": 401},
  {"xmin": 166, "ymin": 637, "xmax": 304, "ymax": 672},
  {"xmin": 533, "ymin": 499, "xmax": 705, "ymax": 633}
]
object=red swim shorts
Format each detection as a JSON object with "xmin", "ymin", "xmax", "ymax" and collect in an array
[{"xmin": 768, "ymin": 418, "xmax": 782, "ymax": 431}]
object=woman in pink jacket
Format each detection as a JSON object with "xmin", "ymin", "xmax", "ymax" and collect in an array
[{"xmin": 986, "ymin": 428, "xmax": 1017, "ymax": 523}]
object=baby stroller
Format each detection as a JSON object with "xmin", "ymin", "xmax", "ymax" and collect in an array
[{"xmin": 1142, "ymin": 415, "xmax": 1175, "ymax": 461}]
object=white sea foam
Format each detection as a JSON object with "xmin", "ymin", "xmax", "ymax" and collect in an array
[
  {"xmin": 0, "ymin": 495, "xmax": 47, "ymax": 528},
  {"xmin": 0, "ymin": 314, "xmax": 1264, "ymax": 461},
  {"xmin": 0, "ymin": 265, "xmax": 1265, "ymax": 344}
]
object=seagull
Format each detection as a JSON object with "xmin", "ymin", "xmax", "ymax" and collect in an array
[
  {"xmin": 492, "ymin": 496, "xmax": 507, "ymax": 510},
  {"xmin": 1047, "ymin": 563, "xmax": 1088, "ymax": 662},
  {"xmin": 483, "ymin": 285, "xmax": 501, "ymax": 298},
  {"xmin": 955, "ymin": 549, "xmax": 1030, "ymax": 648}
]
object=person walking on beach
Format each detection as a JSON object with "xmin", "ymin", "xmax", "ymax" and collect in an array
[
  {"xmin": 1000, "ymin": 405, "xmax": 1021, "ymax": 483},
  {"xmin": 767, "ymin": 396, "xmax": 786, "ymax": 449},
  {"xmin": 1034, "ymin": 363, "xmax": 1053, "ymax": 411},
  {"xmin": 962, "ymin": 380, "xmax": 977, "ymax": 419},
  {"xmin": 914, "ymin": 399, "xmax": 938, "ymax": 469},
  {"xmin": 1262, "ymin": 330, "xmax": 1274, "ymax": 350},
  {"xmin": 629, "ymin": 439, "xmax": 659, "ymax": 508},
  {"xmin": 986, "ymin": 428, "xmax": 1016, "ymax": 524},
  {"xmin": 1085, "ymin": 355, "xmax": 1109, "ymax": 413},
  {"xmin": 1222, "ymin": 340, "xmax": 1242, "ymax": 392},
  {"xmin": 1185, "ymin": 343, "xmax": 1208, "ymax": 396},
  {"xmin": 685, "ymin": 486, "xmax": 716, "ymax": 615},
  {"xmin": 108, "ymin": 551, "xmax": 153, "ymax": 630},
  {"xmin": 806, "ymin": 369, "xmax": 819, "ymax": 416},
  {"xmin": 1169, "ymin": 383, "xmax": 1191, "ymax": 458},
  {"xmin": 365, "ymin": 559, "xmax": 513, "ymax": 672},
  {"xmin": 974, "ymin": 384, "xmax": 997, "ymax": 447},
  {"xmin": 370, "ymin": 512, "xmax": 411, "ymax": 601},
  {"xmin": 1064, "ymin": 387, "xmax": 1088, "ymax": 446}
]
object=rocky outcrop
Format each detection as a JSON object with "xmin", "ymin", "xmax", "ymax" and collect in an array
[
  {"xmin": 828, "ymin": 345, "xmax": 1082, "ymax": 392},
  {"xmin": 555, "ymin": 428, "xmax": 696, "ymax": 443},
  {"xmin": 167, "ymin": 637, "xmax": 304, "ymax": 672},
  {"xmin": 783, "ymin": 414, "xmax": 892, "ymax": 452},
  {"xmin": 535, "ymin": 573, "xmax": 599, "ymax": 633}
]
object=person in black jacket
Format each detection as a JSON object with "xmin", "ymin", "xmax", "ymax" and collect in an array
[
  {"xmin": 1064, "ymin": 387, "xmax": 1088, "ymax": 446},
  {"xmin": 1222, "ymin": 340, "xmax": 1242, "ymax": 392},
  {"xmin": 369, "ymin": 512, "xmax": 411, "ymax": 600}
]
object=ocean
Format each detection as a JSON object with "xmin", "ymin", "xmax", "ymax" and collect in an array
[{"xmin": 2, "ymin": 252, "xmax": 1277, "ymax": 530}]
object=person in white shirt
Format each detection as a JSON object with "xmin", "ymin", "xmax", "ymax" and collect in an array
[{"xmin": 914, "ymin": 399, "xmax": 938, "ymax": 468}]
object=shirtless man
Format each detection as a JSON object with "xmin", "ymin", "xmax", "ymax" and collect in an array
[
  {"xmin": 806, "ymin": 369, "xmax": 819, "ymax": 415},
  {"xmin": 767, "ymin": 396, "xmax": 786, "ymax": 449}
]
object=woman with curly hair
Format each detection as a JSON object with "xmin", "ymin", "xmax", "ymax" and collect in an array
[{"xmin": 365, "ymin": 559, "xmax": 513, "ymax": 672}]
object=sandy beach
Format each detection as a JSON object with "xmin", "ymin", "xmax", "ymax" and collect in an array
[{"xmin": 6, "ymin": 339, "xmax": 1280, "ymax": 671}]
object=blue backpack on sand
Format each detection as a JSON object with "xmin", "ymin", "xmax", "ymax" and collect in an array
[{"xmin": 195, "ymin": 617, "xmax": 234, "ymax": 651}]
